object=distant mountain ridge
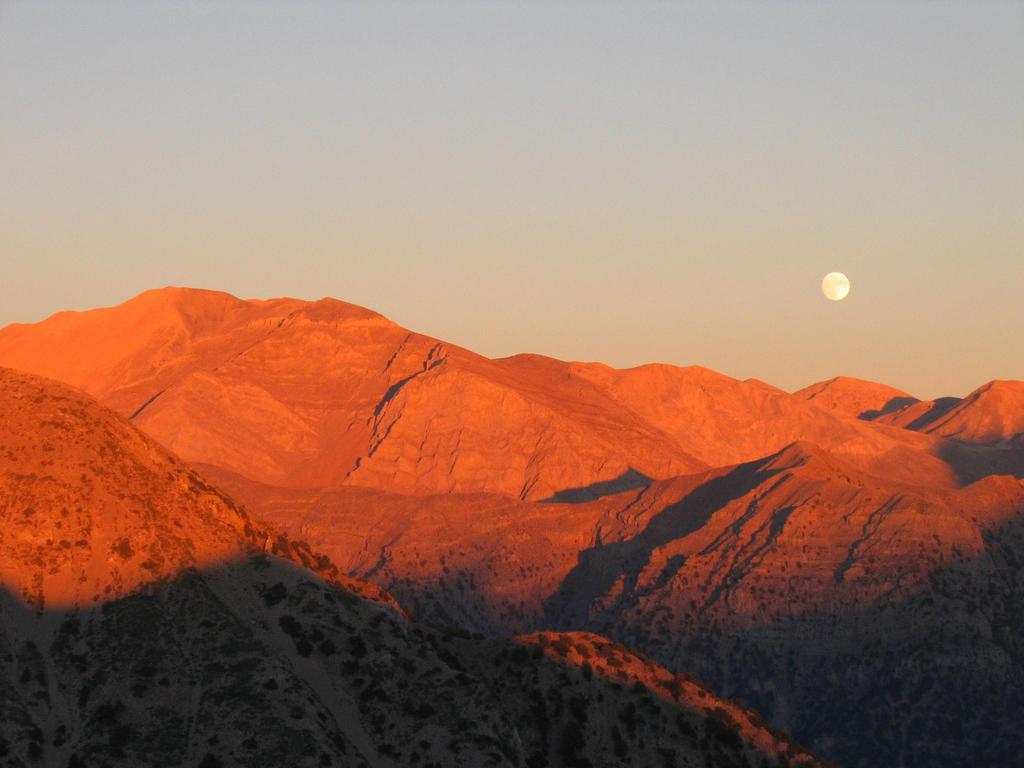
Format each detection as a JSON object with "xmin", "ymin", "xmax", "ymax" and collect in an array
[
  {"xmin": 1, "ymin": 287, "xmax": 1015, "ymax": 501},
  {"xmin": 796, "ymin": 374, "xmax": 1024, "ymax": 446},
  {"xmin": 793, "ymin": 376, "xmax": 918, "ymax": 419}
]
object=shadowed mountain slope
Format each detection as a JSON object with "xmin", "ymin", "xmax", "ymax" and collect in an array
[{"xmin": 0, "ymin": 368, "xmax": 822, "ymax": 768}]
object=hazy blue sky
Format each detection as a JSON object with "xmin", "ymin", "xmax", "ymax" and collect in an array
[{"xmin": 2, "ymin": 1, "xmax": 1021, "ymax": 398}]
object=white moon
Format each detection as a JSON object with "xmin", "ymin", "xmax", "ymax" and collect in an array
[{"xmin": 821, "ymin": 272, "xmax": 850, "ymax": 301}]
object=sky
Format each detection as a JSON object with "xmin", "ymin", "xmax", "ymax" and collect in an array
[{"xmin": 1, "ymin": 1, "xmax": 1021, "ymax": 399}]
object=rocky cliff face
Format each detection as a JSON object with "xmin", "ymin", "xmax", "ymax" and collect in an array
[{"xmin": 0, "ymin": 368, "xmax": 820, "ymax": 768}]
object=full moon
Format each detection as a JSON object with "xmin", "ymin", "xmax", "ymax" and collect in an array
[{"xmin": 821, "ymin": 272, "xmax": 850, "ymax": 301}]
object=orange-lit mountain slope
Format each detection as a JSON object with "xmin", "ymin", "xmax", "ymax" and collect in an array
[
  {"xmin": 799, "ymin": 376, "xmax": 1024, "ymax": 446},
  {"xmin": 0, "ymin": 367, "xmax": 821, "ymax": 768},
  {"xmin": 0, "ymin": 286, "xmax": 990, "ymax": 499},
  {"xmin": 907, "ymin": 380, "xmax": 1024, "ymax": 444},
  {"xmin": 0, "ymin": 288, "xmax": 705, "ymax": 499},
  {"xmin": 0, "ymin": 366, "xmax": 391, "ymax": 611},
  {"xmin": 565, "ymin": 361, "xmax": 966, "ymax": 487},
  {"xmin": 794, "ymin": 375, "xmax": 918, "ymax": 419}
]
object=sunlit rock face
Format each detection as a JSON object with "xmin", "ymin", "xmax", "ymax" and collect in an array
[
  {"xmin": 0, "ymin": 288, "xmax": 705, "ymax": 499},
  {"xmin": 794, "ymin": 375, "xmax": 919, "ymax": 420},
  {"xmin": 906, "ymin": 379, "xmax": 1024, "ymax": 444},
  {"xmin": 0, "ymin": 286, "xmax": 972, "ymax": 500},
  {"xmin": 0, "ymin": 367, "xmax": 824, "ymax": 768}
]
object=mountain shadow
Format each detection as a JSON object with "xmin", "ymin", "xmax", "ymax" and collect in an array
[
  {"xmin": 938, "ymin": 440, "xmax": 1024, "ymax": 484},
  {"xmin": 542, "ymin": 467, "xmax": 652, "ymax": 504},
  {"xmin": 857, "ymin": 395, "xmax": 919, "ymax": 420},
  {"xmin": 904, "ymin": 396, "xmax": 962, "ymax": 431},
  {"xmin": 541, "ymin": 451, "xmax": 793, "ymax": 628}
]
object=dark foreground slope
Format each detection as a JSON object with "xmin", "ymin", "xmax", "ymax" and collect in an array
[{"xmin": 0, "ymin": 368, "xmax": 821, "ymax": 768}]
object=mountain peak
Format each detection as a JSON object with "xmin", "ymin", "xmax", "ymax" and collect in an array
[
  {"xmin": 920, "ymin": 379, "xmax": 1024, "ymax": 444},
  {"xmin": 794, "ymin": 375, "xmax": 918, "ymax": 419}
]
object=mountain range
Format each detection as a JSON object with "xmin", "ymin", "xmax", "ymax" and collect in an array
[
  {"xmin": 1, "ymin": 287, "xmax": 1021, "ymax": 768},
  {"xmin": 0, "ymin": 366, "xmax": 823, "ymax": 768}
]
